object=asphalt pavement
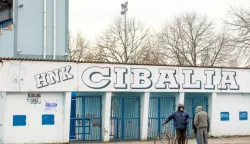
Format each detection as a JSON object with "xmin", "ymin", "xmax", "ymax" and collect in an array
[{"xmin": 71, "ymin": 137, "xmax": 250, "ymax": 144}]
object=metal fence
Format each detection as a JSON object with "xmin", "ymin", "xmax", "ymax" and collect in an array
[
  {"xmin": 148, "ymin": 97, "xmax": 175, "ymax": 139},
  {"xmin": 70, "ymin": 95, "xmax": 102, "ymax": 141},
  {"xmin": 185, "ymin": 96, "xmax": 208, "ymax": 137},
  {"xmin": 110, "ymin": 97, "xmax": 140, "ymax": 140}
]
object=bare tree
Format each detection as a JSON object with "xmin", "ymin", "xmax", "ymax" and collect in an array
[
  {"xmin": 136, "ymin": 36, "xmax": 168, "ymax": 64},
  {"xmin": 96, "ymin": 17, "xmax": 150, "ymax": 63},
  {"xmin": 157, "ymin": 12, "xmax": 234, "ymax": 66},
  {"xmin": 68, "ymin": 32, "xmax": 90, "ymax": 61},
  {"xmin": 224, "ymin": 6, "xmax": 250, "ymax": 65}
]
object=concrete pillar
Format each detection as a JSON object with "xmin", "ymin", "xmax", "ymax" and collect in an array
[
  {"xmin": 62, "ymin": 92, "xmax": 71, "ymax": 142},
  {"xmin": 176, "ymin": 92, "xmax": 185, "ymax": 109},
  {"xmin": 102, "ymin": 92, "xmax": 112, "ymax": 142},
  {"xmin": 140, "ymin": 92, "xmax": 150, "ymax": 140},
  {"xmin": 209, "ymin": 92, "xmax": 217, "ymax": 136}
]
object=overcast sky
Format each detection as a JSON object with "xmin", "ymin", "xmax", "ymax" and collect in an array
[{"xmin": 69, "ymin": 0, "xmax": 249, "ymax": 42}]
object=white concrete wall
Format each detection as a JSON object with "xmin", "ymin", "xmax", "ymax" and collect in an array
[
  {"xmin": 1, "ymin": 91, "xmax": 250, "ymax": 143},
  {"xmin": 211, "ymin": 93, "xmax": 250, "ymax": 136},
  {"xmin": 0, "ymin": 92, "xmax": 6, "ymax": 143},
  {"xmin": 2, "ymin": 92, "xmax": 71, "ymax": 144},
  {"xmin": 209, "ymin": 93, "xmax": 216, "ymax": 136},
  {"xmin": 0, "ymin": 60, "xmax": 250, "ymax": 142}
]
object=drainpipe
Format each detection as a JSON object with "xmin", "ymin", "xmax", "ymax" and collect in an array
[
  {"xmin": 13, "ymin": 0, "xmax": 17, "ymax": 58},
  {"xmin": 53, "ymin": 0, "xmax": 56, "ymax": 60},
  {"xmin": 44, "ymin": 0, "xmax": 56, "ymax": 60},
  {"xmin": 43, "ymin": 0, "xmax": 46, "ymax": 59}
]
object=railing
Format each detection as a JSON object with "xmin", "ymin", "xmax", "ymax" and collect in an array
[{"xmin": 0, "ymin": 10, "xmax": 13, "ymax": 29}]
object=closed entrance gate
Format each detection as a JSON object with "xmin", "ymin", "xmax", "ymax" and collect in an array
[
  {"xmin": 70, "ymin": 95, "xmax": 102, "ymax": 141},
  {"xmin": 110, "ymin": 97, "xmax": 140, "ymax": 140},
  {"xmin": 148, "ymin": 97, "xmax": 175, "ymax": 139},
  {"xmin": 185, "ymin": 96, "xmax": 208, "ymax": 137}
]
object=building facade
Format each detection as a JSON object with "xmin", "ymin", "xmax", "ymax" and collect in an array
[
  {"xmin": 0, "ymin": 0, "xmax": 68, "ymax": 60},
  {"xmin": 0, "ymin": 58, "xmax": 249, "ymax": 143}
]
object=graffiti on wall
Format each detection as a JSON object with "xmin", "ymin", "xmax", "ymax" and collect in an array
[
  {"xmin": 34, "ymin": 65, "xmax": 74, "ymax": 89},
  {"xmin": 7, "ymin": 63, "xmax": 26, "ymax": 89},
  {"xmin": 44, "ymin": 101, "xmax": 58, "ymax": 112},
  {"xmin": 27, "ymin": 93, "xmax": 41, "ymax": 104}
]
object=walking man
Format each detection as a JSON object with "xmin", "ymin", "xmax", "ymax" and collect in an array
[
  {"xmin": 163, "ymin": 104, "xmax": 190, "ymax": 144},
  {"xmin": 192, "ymin": 113, "xmax": 199, "ymax": 144},
  {"xmin": 194, "ymin": 106, "xmax": 210, "ymax": 144}
]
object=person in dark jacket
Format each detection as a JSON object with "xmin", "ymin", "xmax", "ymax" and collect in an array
[{"xmin": 162, "ymin": 104, "xmax": 190, "ymax": 144}]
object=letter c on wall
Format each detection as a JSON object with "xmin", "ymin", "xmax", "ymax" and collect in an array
[{"xmin": 82, "ymin": 67, "xmax": 111, "ymax": 89}]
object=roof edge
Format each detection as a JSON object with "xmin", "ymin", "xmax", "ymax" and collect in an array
[{"xmin": 0, "ymin": 57, "xmax": 248, "ymax": 69}]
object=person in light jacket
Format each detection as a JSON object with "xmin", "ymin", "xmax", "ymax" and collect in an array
[
  {"xmin": 194, "ymin": 106, "xmax": 210, "ymax": 144},
  {"xmin": 192, "ymin": 113, "xmax": 199, "ymax": 144}
]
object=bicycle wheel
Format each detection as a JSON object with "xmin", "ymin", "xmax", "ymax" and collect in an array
[
  {"xmin": 185, "ymin": 137, "xmax": 188, "ymax": 144},
  {"xmin": 165, "ymin": 134, "xmax": 173, "ymax": 144},
  {"xmin": 171, "ymin": 137, "xmax": 177, "ymax": 144}
]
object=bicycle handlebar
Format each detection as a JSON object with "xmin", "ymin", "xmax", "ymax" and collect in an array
[
  {"xmin": 162, "ymin": 124, "xmax": 190, "ymax": 133},
  {"xmin": 163, "ymin": 123, "xmax": 174, "ymax": 127}
]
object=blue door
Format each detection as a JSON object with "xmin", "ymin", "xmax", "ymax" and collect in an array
[
  {"xmin": 148, "ymin": 97, "xmax": 175, "ymax": 139},
  {"xmin": 185, "ymin": 96, "xmax": 208, "ymax": 137},
  {"xmin": 70, "ymin": 95, "xmax": 102, "ymax": 141},
  {"xmin": 110, "ymin": 97, "xmax": 140, "ymax": 140}
]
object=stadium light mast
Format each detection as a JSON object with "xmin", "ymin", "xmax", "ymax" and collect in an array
[{"xmin": 121, "ymin": 1, "xmax": 128, "ymax": 56}]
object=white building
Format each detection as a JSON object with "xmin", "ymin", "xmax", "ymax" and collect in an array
[
  {"xmin": 0, "ymin": 0, "xmax": 68, "ymax": 60},
  {"xmin": 0, "ymin": 58, "xmax": 249, "ymax": 143}
]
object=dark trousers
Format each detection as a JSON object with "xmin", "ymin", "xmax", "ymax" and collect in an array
[{"xmin": 176, "ymin": 129, "xmax": 186, "ymax": 144}]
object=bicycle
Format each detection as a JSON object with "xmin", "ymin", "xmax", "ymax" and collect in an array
[
  {"xmin": 154, "ymin": 124, "xmax": 176, "ymax": 144},
  {"xmin": 154, "ymin": 124, "xmax": 189, "ymax": 144}
]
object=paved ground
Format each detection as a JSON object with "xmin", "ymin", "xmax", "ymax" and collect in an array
[{"xmin": 71, "ymin": 137, "xmax": 250, "ymax": 144}]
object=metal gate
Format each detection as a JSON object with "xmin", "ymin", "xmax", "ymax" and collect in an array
[
  {"xmin": 185, "ymin": 97, "xmax": 208, "ymax": 137},
  {"xmin": 70, "ymin": 95, "xmax": 102, "ymax": 141},
  {"xmin": 148, "ymin": 97, "xmax": 175, "ymax": 139},
  {"xmin": 110, "ymin": 97, "xmax": 140, "ymax": 140}
]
